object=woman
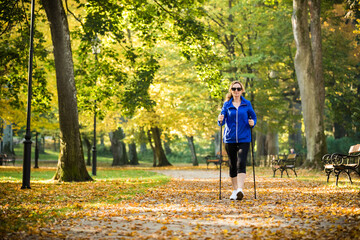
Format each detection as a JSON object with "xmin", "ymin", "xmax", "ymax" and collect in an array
[{"xmin": 218, "ymin": 81, "xmax": 257, "ymax": 200}]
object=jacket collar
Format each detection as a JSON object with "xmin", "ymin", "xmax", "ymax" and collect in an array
[{"xmin": 227, "ymin": 96, "xmax": 248, "ymax": 107}]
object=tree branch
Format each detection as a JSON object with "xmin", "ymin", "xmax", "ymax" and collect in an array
[
  {"xmin": 152, "ymin": 0, "xmax": 178, "ymax": 19},
  {"xmin": 64, "ymin": 0, "xmax": 85, "ymax": 30}
]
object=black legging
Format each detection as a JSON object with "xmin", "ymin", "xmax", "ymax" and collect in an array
[{"xmin": 225, "ymin": 143, "xmax": 250, "ymax": 178}]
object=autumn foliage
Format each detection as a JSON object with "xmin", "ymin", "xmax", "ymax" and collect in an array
[{"xmin": 1, "ymin": 166, "xmax": 360, "ymax": 239}]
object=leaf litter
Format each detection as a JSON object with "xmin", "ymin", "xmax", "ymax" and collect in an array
[{"xmin": 2, "ymin": 168, "xmax": 360, "ymax": 239}]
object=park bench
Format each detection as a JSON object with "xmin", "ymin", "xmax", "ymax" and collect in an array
[
  {"xmin": 322, "ymin": 144, "xmax": 360, "ymax": 186},
  {"xmin": 272, "ymin": 153, "xmax": 298, "ymax": 178},
  {"xmin": 205, "ymin": 151, "xmax": 229, "ymax": 169},
  {"xmin": 0, "ymin": 153, "xmax": 16, "ymax": 166}
]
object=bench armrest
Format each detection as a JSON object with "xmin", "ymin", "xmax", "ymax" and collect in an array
[
  {"xmin": 322, "ymin": 154, "xmax": 333, "ymax": 164},
  {"xmin": 272, "ymin": 159, "xmax": 288, "ymax": 166},
  {"xmin": 325, "ymin": 153, "xmax": 360, "ymax": 165}
]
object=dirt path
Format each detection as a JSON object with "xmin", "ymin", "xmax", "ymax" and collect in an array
[{"xmin": 37, "ymin": 169, "xmax": 360, "ymax": 239}]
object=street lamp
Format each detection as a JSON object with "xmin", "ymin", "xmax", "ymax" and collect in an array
[
  {"xmin": 22, "ymin": 0, "xmax": 35, "ymax": 189},
  {"xmin": 91, "ymin": 36, "xmax": 101, "ymax": 176}
]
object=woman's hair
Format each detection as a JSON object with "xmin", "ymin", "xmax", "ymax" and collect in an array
[{"xmin": 225, "ymin": 81, "xmax": 246, "ymax": 102}]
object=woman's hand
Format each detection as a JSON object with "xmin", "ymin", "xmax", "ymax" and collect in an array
[
  {"xmin": 218, "ymin": 114, "xmax": 224, "ymax": 123},
  {"xmin": 248, "ymin": 119, "xmax": 254, "ymax": 127}
]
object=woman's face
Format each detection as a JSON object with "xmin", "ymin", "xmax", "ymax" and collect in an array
[{"xmin": 231, "ymin": 83, "xmax": 242, "ymax": 98}]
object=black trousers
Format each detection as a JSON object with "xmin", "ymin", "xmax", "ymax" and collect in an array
[{"xmin": 225, "ymin": 142, "xmax": 250, "ymax": 178}]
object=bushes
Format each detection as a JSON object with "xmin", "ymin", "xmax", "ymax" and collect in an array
[{"xmin": 326, "ymin": 136, "xmax": 360, "ymax": 154}]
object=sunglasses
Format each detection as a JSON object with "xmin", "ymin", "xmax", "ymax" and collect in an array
[{"xmin": 231, "ymin": 87, "xmax": 242, "ymax": 91}]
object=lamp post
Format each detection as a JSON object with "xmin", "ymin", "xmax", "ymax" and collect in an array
[
  {"xmin": 22, "ymin": 0, "xmax": 35, "ymax": 189},
  {"xmin": 91, "ymin": 36, "xmax": 101, "ymax": 176}
]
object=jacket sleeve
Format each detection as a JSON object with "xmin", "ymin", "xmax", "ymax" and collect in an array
[
  {"xmin": 247, "ymin": 102, "xmax": 257, "ymax": 128},
  {"xmin": 218, "ymin": 102, "xmax": 227, "ymax": 126}
]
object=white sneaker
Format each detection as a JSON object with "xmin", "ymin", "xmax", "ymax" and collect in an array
[
  {"xmin": 236, "ymin": 189, "xmax": 244, "ymax": 200},
  {"xmin": 230, "ymin": 190, "xmax": 237, "ymax": 200}
]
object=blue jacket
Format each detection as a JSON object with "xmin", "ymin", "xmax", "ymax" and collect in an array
[{"xmin": 218, "ymin": 96, "xmax": 257, "ymax": 143}]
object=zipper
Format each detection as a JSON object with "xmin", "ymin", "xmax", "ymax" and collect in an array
[{"xmin": 236, "ymin": 107, "xmax": 238, "ymax": 143}]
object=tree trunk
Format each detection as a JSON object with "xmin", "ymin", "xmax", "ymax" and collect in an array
[
  {"xmin": 288, "ymin": 101, "xmax": 303, "ymax": 151},
  {"xmin": 256, "ymin": 132, "xmax": 267, "ymax": 166},
  {"xmin": 109, "ymin": 131, "xmax": 128, "ymax": 166},
  {"xmin": 42, "ymin": 0, "xmax": 92, "ymax": 181},
  {"xmin": 140, "ymin": 143, "xmax": 147, "ymax": 153},
  {"xmin": 151, "ymin": 127, "xmax": 171, "ymax": 167},
  {"xmin": 255, "ymin": 117, "xmax": 266, "ymax": 159},
  {"xmin": 215, "ymin": 130, "xmax": 225, "ymax": 155},
  {"xmin": 119, "ymin": 142, "xmax": 128, "ymax": 165},
  {"xmin": 186, "ymin": 136, "xmax": 198, "ymax": 166},
  {"xmin": 53, "ymin": 135, "xmax": 58, "ymax": 152},
  {"xmin": 163, "ymin": 136, "xmax": 172, "ymax": 155},
  {"xmin": 289, "ymin": 122, "xmax": 303, "ymax": 149},
  {"xmin": 39, "ymin": 135, "xmax": 45, "ymax": 154},
  {"xmin": 0, "ymin": 119, "xmax": 3, "ymax": 153},
  {"xmin": 83, "ymin": 135, "xmax": 92, "ymax": 166},
  {"xmin": 128, "ymin": 142, "xmax": 139, "ymax": 165},
  {"xmin": 309, "ymin": 0, "xmax": 327, "ymax": 162},
  {"xmin": 291, "ymin": 0, "xmax": 326, "ymax": 168},
  {"xmin": 265, "ymin": 132, "xmax": 279, "ymax": 156},
  {"xmin": 100, "ymin": 133, "xmax": 105, "ymax": 148},
  {"xmin": 139, "ymin": 129, "xmax": 148, "ymax": 153},
  {"xmin": 147, "ymin": 130, "xmax": 157, "ymax": 167},
  {"xmin": 3, "ymin": 123, "xmax": 14, "ymax": 155}
]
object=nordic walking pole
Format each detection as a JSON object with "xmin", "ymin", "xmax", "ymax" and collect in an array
[
  {"xmin": 219, "ymin": 121, "xmax": 222, "ymax": 200},
  {"xmin": 250, "ymin": 117, "xmax": 257, "ymax": 199}
]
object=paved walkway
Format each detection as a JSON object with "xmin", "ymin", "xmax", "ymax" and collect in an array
[{"xmin": 152, "ymin": 169, "xmax": 226, "ymax": 179}]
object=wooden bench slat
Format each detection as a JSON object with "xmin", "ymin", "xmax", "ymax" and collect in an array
[{"xmin": 205, "ymin": 151, "xmax": 229, "ymax": 169}]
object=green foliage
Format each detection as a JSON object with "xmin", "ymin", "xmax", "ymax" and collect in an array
[
  {"xmin": 96, "ymin": 144, "xmax": 112, "ymax": 157},
  {"xmin": 326, "ymin": 136, "xmax": 360, "ymax": 154},
  {"xmin": 322, "ymin": 6, "xmax": 360, "ymax": 137},
  {"xmin": 344, "ymin": 0, "xmax": 360, "ymax": 44},
  {"xmin": 73, "ymin": 0, "xmax": 167, "ymax": 119},
  {"xmin": 1, "ymin": 0, "xmax": 360, "ymax": 158},
  {"xmin": 119, "ymin": 53, "xmax": 159, "ymax": 115},
  {"xmin": 0, "ymin": 1, "xmax": 53, "ymax": 126}
]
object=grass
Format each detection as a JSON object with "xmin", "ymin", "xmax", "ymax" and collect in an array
[
  {"xmin": 13, "ymin": 143, "xmax": 116, "ymax": 166},
  {"xmin": 11, "ymin": 138, "xmax": 215, "ymax": 167},
  {"xmin": 0, "ymin": 167, "xmax": 168, "ymax": 181}
]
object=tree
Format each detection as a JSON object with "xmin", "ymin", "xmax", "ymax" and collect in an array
[
  {"xmin": 322, "ymin": 3, "xmax": 360, "ymax": 139},
  {"xmin": 109, "ymin": 127, "xmax": 129, "ymax": 166},
  {"xmin": 128, "ymin": 142, "xmax": 139, "ymax": 165},
  {"xmin": 291, "ymin": 0, "xmax": 327, "ymax": 167},
  {"xmin": 81, "ymin": 132, "xmax": 92, "ymax": 166},
  {"xmin": 41, "ymin": 0, "xmax": 91, "ymax": 181},
  {"xmin": 0, "ymin": 1, "xmax": 53, "ymax": 135},
  {"xmin": 186, "ymin": 136, "xmax": 198, "ymax": 166},
  {"xmin": 170, "ymin": 1, "xmax": 297, "ymax": 156},
  {"xmin": 2, "ymin": 122, "xmax": 14, "ymax": 155}
]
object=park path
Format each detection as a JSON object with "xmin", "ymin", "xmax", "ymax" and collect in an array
[
  {"xmin": 151, "ymin": 169, "xmax": 222, "ymax": 179},
  {"xmin": 38, "ymin": 169, "xmax": 360, "ymax": 239}
]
